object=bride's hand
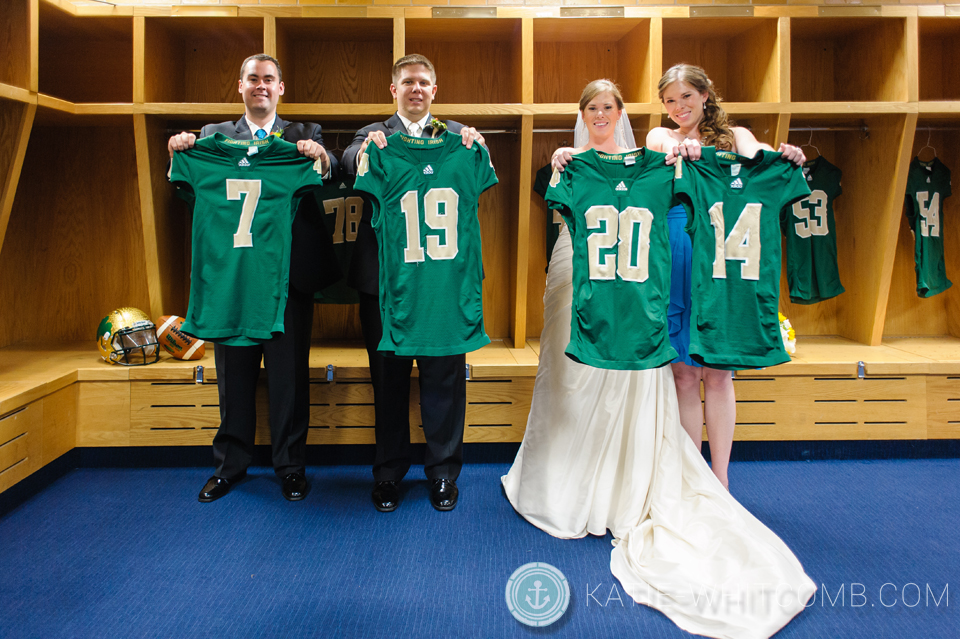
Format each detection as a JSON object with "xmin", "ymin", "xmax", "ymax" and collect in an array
[{"xmin": 551, "ymin": 147, "xmax": 576, "ymax": 172}]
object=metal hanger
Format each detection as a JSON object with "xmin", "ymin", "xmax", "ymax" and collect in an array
[
  {"xmin": 918, "ymin": 128, "xmax": 937, "ymax": 159},
  {"xmin": 799, "ymin": 129, "xmax": 821, "ymax": 159}
]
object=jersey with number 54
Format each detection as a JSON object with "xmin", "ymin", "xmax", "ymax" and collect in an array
[
  {"xmin": 904, "ymin": 157, "xmax": 952, "ymax": 298},
  {"xmin": 675, "ymin": 147, "xmax": 810, "ymax": 369},
  {"xmin": 170, "ymin": 133, "xmax": 324, "ymax": 345},
  {"xmin": 354, "ymin": 130, "xmax": 499, "ymax": 357},
  {"xmin": 546, "ymin": 148, "xmax": 678, "ymax": 370}
]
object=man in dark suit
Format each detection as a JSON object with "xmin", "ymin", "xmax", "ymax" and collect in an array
[
  {"xmin": 341, "ymin": 54, "xmax": 485, "ymax": 513},
  {"xmin": 168, "ymin": 53, "xmax": 341, "ymax": 503}
]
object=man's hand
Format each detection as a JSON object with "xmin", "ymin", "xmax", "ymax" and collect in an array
[
  {"xmin": 359, "ymin": 130, "xmax": 389, "ymax": 156},
  {"xmin": 297, "ymin": 139, "xmax": 330, "ymax": 175},
  {"xmin": 168, "ymin": 132, "xmax": 197, "ymax": 158},
  {"xmin": 459, "ymin": 126, "xmax": 485, "ymax": 149}
]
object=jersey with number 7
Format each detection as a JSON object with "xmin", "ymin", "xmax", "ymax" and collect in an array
[
  {"xmin": 675, "ymin": 148, "xmax": 810, "ymax": 369},
  {"xmin": 354, "ymin": 130, "xmax": 499, "ymax": 357},
  {"xmin": 169, "ymin": 133, "xmax": 325, "ymax": 345}
]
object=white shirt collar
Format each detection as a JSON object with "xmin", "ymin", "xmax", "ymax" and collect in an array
[
  {"xmin": 397, "ymin": 112, "xmax": 432, "ymax": 135},
  {"xmin": 246, "ymin": 115, "xmax": 278, "ymax": 139}
]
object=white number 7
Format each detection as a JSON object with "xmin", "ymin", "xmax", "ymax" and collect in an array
[{"xmin": 226, "ymin": 179, "xmax": 262, "ymax": 248}]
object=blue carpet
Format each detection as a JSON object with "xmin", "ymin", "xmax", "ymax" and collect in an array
[{"xmin": 0, "ymin": 460, "xmax": 956, "ymax": 638}]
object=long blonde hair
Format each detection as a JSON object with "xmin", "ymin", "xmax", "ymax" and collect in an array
[{"xmin": 658, "ymin": 64, "xmax": 734, "ymax": 151}]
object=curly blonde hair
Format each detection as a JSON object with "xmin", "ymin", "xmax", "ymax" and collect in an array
[{"xmin": 658, "ymin": 64, "xmax": 734, "ymax": 151}]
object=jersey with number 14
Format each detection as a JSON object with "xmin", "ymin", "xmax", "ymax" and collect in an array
[
  {"xmin": 782, "ymin": 156, "xmax": 845, "ymax": 304},
  {"xmin": 169, "ymin": 133, "xmax": 324, "ymax": 346},
  {"xmin": 675, "ymin": 148, "xmax": 810, "ymax": 369},
  {"xmin": 546, "ymin": 148, "xmax": 678, "ymax": 370},
  {"xmin": 354, "ymin": 130, "xmax": 499, "ymax": 356},
  {"xmin": 904, "ymin": 157, "xmax": 952, "ymax": 298}
]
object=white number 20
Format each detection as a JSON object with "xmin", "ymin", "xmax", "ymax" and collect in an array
[
  {"xmin": 708, "ymin": 201, "xmax": 762, "ymax": 281},
  {"xmin": 400, "ymin": 188, "xmax": 460, "ymax": 263},
  {"xmin": 226, "ymin": 179, "xmax": 262, "ymax": 248},
  {"xmin": 585, "ymin": 205, "xmax": 654, "ymax": 282}
]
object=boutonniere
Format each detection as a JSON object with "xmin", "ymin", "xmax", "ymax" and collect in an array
[
  {"xmin": 429, "ymin": 118, "xmax": 447, "ymax": 138},
  {"xmin": 270, "ymin": 128, "xmax": 284, "ymax": 140}
]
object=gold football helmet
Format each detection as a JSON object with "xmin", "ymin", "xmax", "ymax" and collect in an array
[{"xmin": 97, "ymin": 307, "xmax": 160, "ymax": 366}]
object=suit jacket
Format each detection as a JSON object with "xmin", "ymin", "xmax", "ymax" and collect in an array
[
  {"xmin": 342, "ymin": 113, "xmax": 465, "ymax": 295},
  {"xmin": 197, "ymin": 117, "xmax": 342, "ymax": 295}
]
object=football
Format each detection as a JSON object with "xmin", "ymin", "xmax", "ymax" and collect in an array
[{"xmin": 155, "ymin": 315, "xmax": 205, "ymax": 360}]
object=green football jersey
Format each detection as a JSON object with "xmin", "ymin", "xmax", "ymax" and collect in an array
[
  {"xmin": 170, "ymin": 133, "xmax": 324, "ymax": 346},
  {"xmin": 533, "ymin": 163, "xmax": 565, "ymax": 268},
  {"xmin": 904, "ymin": 157, "xmax": 953, "ymax": 298},
  {"xmin": 546, "ymin": 148, "xmax": 678, "ymax": 370},
  {"xmin": 674, "ymin": 148, "xmax": 810, "ymax": 370},
  {"xmin": 312, "ymin": 176, "xmax": 364, "ymax": 305},
  {"xmin": 353, "ymin": 130, "xmax": 499, "ymax": 357},
  {"xmin": 781, "ymin": 156, "xmax": 845, "ymax": 304}
]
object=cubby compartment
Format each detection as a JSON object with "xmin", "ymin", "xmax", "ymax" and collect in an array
[
  {"xmin": 275, "ymin": 18, "xmax": 394, "ymax": 105},
  {"xmin": 662, "ymin": 18, "xmax": 780, "ymax": 104},
  {"xmin": 782, "ymin": 114, "xmax": 910, "ymax": 345},
  {"xmin": 883, "ymin": 118, "xmax": 960, "ymax": 338},
  {"xmin": 404, "ymin": 19, "xmax": 522, "ymax": 105},
  {"xmin": 0, "ymin": 114, "xmax": 148, "ymax": 348},
  {"xmin": 791, "ymin": 18, "xmax": 908, "ymax": 103},
  {"xmin": 0, "ymin": 0, "xmax": 32, "ymax": 91},
  {"xmin": 38, "ymin": 4, "xmax": 132, "ymax": 103},
  {"xmin": 533, "ymin": 18, "xmax": 652, "ymax": 104},
  {"xmin": 143, "ymin": 18, "xmax": 264, "ymax": 104},
  {"xmin": 919, "ymin": 19, "xmax": 960, "ymax": 102}
]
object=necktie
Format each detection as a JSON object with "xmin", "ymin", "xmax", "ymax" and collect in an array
[
  {"xmin": 408, "ymin": 123, "xmax": 421, "ymax": 138},
  {"xmin": 254, "ymin": 129, "xmax": 267, "ymax": 140}
]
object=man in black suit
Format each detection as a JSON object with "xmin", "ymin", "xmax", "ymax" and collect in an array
[
  {"xmin": 341, "ymin": 54, "xmax": 485, "ymax": 513},
  {"xmin": 168, "ymin": 54, "xmax": 341, "ymax": 503}
]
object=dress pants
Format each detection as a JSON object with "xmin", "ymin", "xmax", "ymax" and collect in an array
[
  {"xmin": 212, "ymin": 286, "xmax": 314, "ymax": 479},
  {"xmin": 358, "ymin": 291, "xmax": 465, "ymax": 482}
]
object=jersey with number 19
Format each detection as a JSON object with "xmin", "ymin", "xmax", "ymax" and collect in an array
[
  {"xmin": 354, "ymin": 131, "xmax": 499, "ymax": 356},
  {"xmin": 169, "ymin": 133, "xmax": 325, "ymax": 346},
  {"xmin": 546, "ymin": 148, "xmax": 678, "ymax": 370},
  {"xmin": 904, "ymin": 157, "xmax": 952, "ymax": 298},
  {"xmin": 675, "ymin": 148, "xmax": 810, "ymax": 369}
]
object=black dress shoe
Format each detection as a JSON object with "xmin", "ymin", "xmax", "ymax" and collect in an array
[
  {"xmin": 282, "ymin": 472, "xmax": 309, "ymax": 501},
  {"xmin": 430, "ymin": 478, "xmax": 458, "ymax": 511},
  {"xmin": 372, "ymin": 481, "xmax": 400, "ymax": 512},
  {"xmin": 198, "ymin": 475, "xmax": 238, "ymax": 503}
]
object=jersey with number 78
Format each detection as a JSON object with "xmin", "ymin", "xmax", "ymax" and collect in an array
[
  {"xmin": 354, "ymin": 130, "xmax": 499, "ymax": 357},
  {"xmin": 675, "ymin": 147, "xmax": 810, "ymax": 369},
  {"xmin": 170, "ymin": 133, "xmax": 324, "ymax": 345}
]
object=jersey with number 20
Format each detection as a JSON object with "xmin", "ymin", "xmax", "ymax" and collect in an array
[
  {"xmin": 169, "ymin": 133, "xmax": 324, "ymax": 346},
  {"xmin": 546, "ymin": 148, "xmax": 678, "ymax": 370},
  {"xmin": 675, "ymin": 148, "xmax": 810, "ymax": 369},
  {"xmin": 354, "ymin": 131, "xmax": 499, "ymax": 357}
]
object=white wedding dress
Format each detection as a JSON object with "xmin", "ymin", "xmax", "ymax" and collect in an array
[{"xmin": 502, "ymin": 226, "xmax": 816, "ymax": 639}]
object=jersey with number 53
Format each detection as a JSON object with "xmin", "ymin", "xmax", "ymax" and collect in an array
[
  {"xmin": 546, "ymin": 148, "xmax": 678, "ymax": 370},
  {"xmin": 675, "ymin": 147, "xmax": 810, "ymax": 369},
  {"xmin": 781, "ymin": 156, "xmax": 845, "ymax": 304},
  {"xmin": 354, "ymin": 130, "xmax": 499, "ymax": 356},
  {"xmin": 170, "ymin": 133, "xmax": 324, "ymax": 345},
  {"xmin": 905, "ymin": 157, "xmax": 952, "ymax": 298}
]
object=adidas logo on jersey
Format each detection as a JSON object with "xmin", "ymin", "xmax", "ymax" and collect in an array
[
  {"xmin": 730, "ymin": 177, "xmax": 743, "ymax": 189},
  {"xmin": 423, "ymin": 165, "xmax": 434, "ymax": 175},
  {"xmin": 615, "ymin": 181, "xmax": 627, "ymax": 192},
  {"xmin": 238, "ymin": 157, "xmax": 251, "ymax": 167},
  {"xmin": 339, "ymin": 182, "xmax": 347, "ymax": 189}
]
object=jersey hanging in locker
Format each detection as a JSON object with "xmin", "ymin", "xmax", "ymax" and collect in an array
[
  {"xmin": 546, "ymin": 148, "xmax": 678, "ymax": 370},
  {"xmin": 904, "ymin": 157, "xmax": 952, "ymax": 298},
  {"xmin": 312, "ymin": 176, "xmax": 365, "ymax": 305},
  {"xmin": 782, "ymin": 156, "xmax": 845, "ymax": 304},
  {"xmin": 354, "ymin": 131, "xmax": 499, "ymax": 357},
  {"xmin": 674, "ymin": 148, "xmax": 810, "ymax": 370},
  {"xmin": 169, "ymin": 133, "xmax": 325, "ymax": 346}
]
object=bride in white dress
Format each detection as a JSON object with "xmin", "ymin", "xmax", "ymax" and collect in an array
[{"xmin": 501, "ymin": 80, "xmax": 816, "ymax": 639}]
